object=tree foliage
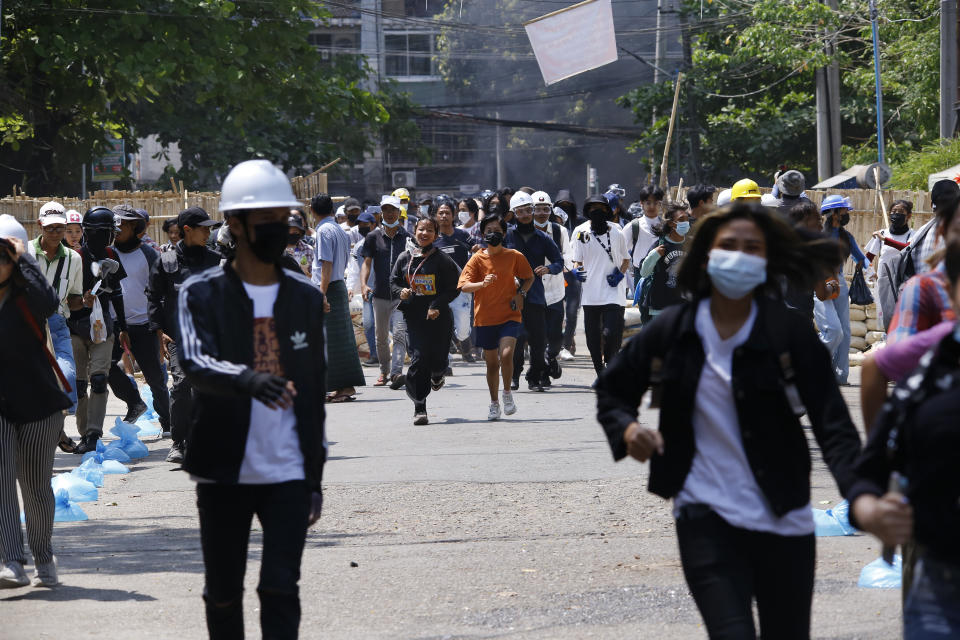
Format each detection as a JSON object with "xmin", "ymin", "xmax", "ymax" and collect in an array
[
  {"xmin": 0, "ymin": 1, "xmax": 408, "ymax": 194},
  {"xmin": 618, "ymin": 0, "xmax": 943, "ymax": 187}
]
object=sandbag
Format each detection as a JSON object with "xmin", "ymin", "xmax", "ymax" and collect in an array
[
  {"xmin": 51, "ymin": 473, "xmax": 98, "ymax": 503},
  {"xmin": 866, "ymin": 317, "xmax": 881, "ymax": 332},
  {"xmin": 865, "ymin": 331, "xmax": 885, "ymax": 345},
  {"xmin": 105, "ymin": 418, "xmax": 149, "ymax": 459},
  {"xmin": 849, "ymin": 308, "xmax": 866, "ymax": 322},
  {"xmin": 866, "ymin": 305, "xmax": 878, "ymax": 319},
  {"xmin": 858, "ymin": 555, "xmax": 902, "ymax": 589},
  {"xmin": 850, "ymin": 336, "xmax": 867, "ymax": 351},
  {"xmin": 849, "ymin": 320, "xmax": 868, "ymax": 337}
]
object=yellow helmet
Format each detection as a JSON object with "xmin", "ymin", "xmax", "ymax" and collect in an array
[
  {"xmin": 392, "ymin": 188, "xmax": 410, "ymax": 203},
  {"xmin": 730, "ymin": 178, "xmax": 762, "ymax": 200}
]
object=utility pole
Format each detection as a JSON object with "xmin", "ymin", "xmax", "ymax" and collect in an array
[
  {"xmin": 869, "ymin": 0, "xmax": 886, "ymax": 164},
  {"xmin": 495, "ymin": 111, "xmax": 504, "ymax": 189},
  {"xmin": 680, "ymin": 11, "xmax": 701, "ymax": 183},
  {"xmin": 815, "ymin": 0, "xmax": 842, "ymax": 182},
  {"xmin": 941, "ymin": 0, "xmax": 958, "ymax": 138}
]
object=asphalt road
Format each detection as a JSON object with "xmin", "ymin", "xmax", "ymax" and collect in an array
[{"xmin": 2, "ymin": 343, "xmax": 899, "ymax": 639}]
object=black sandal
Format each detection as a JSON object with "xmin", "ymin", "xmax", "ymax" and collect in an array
[{"xmin": 57, "ymin": 431, "xmax": 77, "ymax": 454}]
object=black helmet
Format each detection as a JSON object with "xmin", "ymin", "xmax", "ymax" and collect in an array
[{"xmin": 83, "ymin": 206, "xmax": 117, "ymax": 230}]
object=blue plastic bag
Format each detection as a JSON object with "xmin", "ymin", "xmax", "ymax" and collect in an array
[
  {"xmin": 53, "ymin": 488, "xmax": 88, "ymax": 522},
  {"xmin": 102, "ymin": 458, "xmax": 130, "ymax": 474},
  {"xmin": 51, "ymin": 473, "xmax": 98, "ymax": 502},
  {"xmin": 106, "ymin": 418, "xmax": 149, "ymax": 459},
  {"xmin": 81, "ymin": 439, "xmax": 131, "ymax": 464},
  {"xmin": 139, "ymin": 384, "xmax": 159, "ymax": 421},
  {"xmin": 71, "ymin": 458, "xmax": 105, "ymax": 487},
  {"xmin": 135, "ymin": 415, "xmax": 162, "ymax": 439},
  {"xmin": 858, "ymin": 555, "xmax": 902, "ymax": 588},
  {"xmin": 812, "ymin": 500, "xmax": 856, "ymax": 536}
]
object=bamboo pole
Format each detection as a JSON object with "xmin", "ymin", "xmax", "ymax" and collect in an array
[{"xmin": 659, "ymin": 72, "xmax": 684, "ymax": 191}]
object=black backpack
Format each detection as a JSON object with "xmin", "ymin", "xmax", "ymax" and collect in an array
[{"xmin": 892, "ymin": 219, "xmax": 935, "ymax": 303}]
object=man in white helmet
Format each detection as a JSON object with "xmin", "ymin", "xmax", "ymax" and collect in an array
[
  {"xmin": 503, "ymin": 190, "xmax": 564, "ymax": 392},
  {"xmin": 530, "ymin": 191, "xmax": 572, "ymax": 385},
  {"xmin": 176, "ymin": 159, "xmax": 326, "ymax": 639}
]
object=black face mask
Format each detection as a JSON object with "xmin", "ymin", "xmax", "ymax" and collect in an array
[
  {"xmin": 890, "ymin": 213, "xmax": 908, "ymax": 234},
  {"xmin": 84, "ymin": 229, "xmax": 113, "ymax": 257},
  {"xmin": 246, "ymin": 221, "xmax": 289, "ymax": 264},
  {"xmin": 587, "ymin": 208, "xmax": 609, "ymax": 232},
  {"xmin": 839, "ymin": 212, "xmax": 850, "ymax": 227},
  {"xmin": 359, "ymin": 226, "xmax": 372, "ymax": 237},
  {"xmin": 516, "ymin": 220, "xmax": 535, "ymax": 234},
  {"xmin": 484, "ymin": 231, "xmax": 504, "ymax": 247},
  {"xmin": 347, "ymin": 214, "xmax": 359, "ymax": 224},
  {"xmin": 287, "ymin": 232, "xmax": 302, "ymax": 246},
  {"xmin": 114, "ymin": 236, "xmax": 141, "ymax": 252}
]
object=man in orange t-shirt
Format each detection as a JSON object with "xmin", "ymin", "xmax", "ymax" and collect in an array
[{"xmin": 458, "ymin": 214, "xmax": 534, "ymax": 421}]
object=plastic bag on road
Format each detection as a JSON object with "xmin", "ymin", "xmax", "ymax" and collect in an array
[
  {"xmin": 139, "ymin": 384, "xmax": 159, "ymax": 421},
  {"xmin": 858, "ymin": 555, "xmax": 902, "ymax": 588},
  {"xmin": 135, "ymin": 415, "xmax": 162, "ymax": 439},
  {"xmin": 71, "ymin": 458, "xmax": 105, "ymax": 487},
  {"xmin": 813, "ymin": 500, "xmax": 856, "ymax": 536},
  {"xmin": 106, "ymin": 418, "xmax": 149, "ymax": 459},
  {"xmin": 81, "ymin": 439, "xmax": 131, "ymax": 464},
  {"xmin": 22, "ymin": 489, "xmax": 89, "ymax": 523},
  {"xmin": 51, "ymin": 473, "xmax": 98, "ymax": 503}
]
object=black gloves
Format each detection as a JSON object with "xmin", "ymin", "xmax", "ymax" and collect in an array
[{"xmin": 243, "ymin": 371, "xmax": 289, "ymax": 405}]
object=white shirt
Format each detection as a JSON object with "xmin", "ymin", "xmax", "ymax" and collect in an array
[
  {"xmin": 631, "ymin": 215, "xmax": 660, "ymax": 268},
  {"xmin": 571, "ymin": 221, "xmax": 630, "ymax": 307},
  {"xmin": 116, "ymin": 246, "xmax": 150, "ymax": 325},
  {"xmin": 674, "ymin": 298, "xmax": 814, "ymax": 536},
  {"xmin": 27, "ymin": 240, "xmax": 82, "ymax": 317},
  {"xmin": 865, "ymin": 227, "xmax": 914, "ymax": 276},
  {"xmin": 238, "ymin": 282, "xmax": 305, "ymax": 485},
  {"xmin": 535, "ymin": 222, "xmax": 572, "ymax": 306}
]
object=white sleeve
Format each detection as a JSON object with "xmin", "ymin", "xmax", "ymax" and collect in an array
[
  {"xmin": 560, "ymin": 226, "xmax": 573, "ymax": 270},
  {"xmin": 571, "ymin": 229, "xmax": 584, "ymax": 263},
  {"xmin": 864, "ymin": 235, "xmax": 881, "ymax": 257},
  {"xmin": 615, "ymin": 228, "xmax": 630, "ymax": 263}
]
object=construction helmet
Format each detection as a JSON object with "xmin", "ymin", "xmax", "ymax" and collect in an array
[
  {"xmin": 607, "ymin": 183, "xmax": 626, "ymax": 198},
  {"xmin": 219, "ymin": 160, "xmax": 302, "ymax": 214},
  {"xmin": 820, "ymin": 195, "xmax": 852, "ymax": 213},
  {"xmin": 716, "ymin": 189, "xmax": 733, "ymax": 206},
  {"xmin": 730, "ymin": 179, "xmax": 762, "ymax": 201},
  {"xmin": 392, "ymin": 187, "xmax": 410, "ymax": 203},
  {"xmin": 531, "ymin": 191, "xmax": 552, "ymax": 207},
  {"xmin": 509, "ymin": 191, "xmax": 534, "ymax": 211},
  {"xmin": 65, "ymin": 210, "xmax": 83, "ymax": 225}
]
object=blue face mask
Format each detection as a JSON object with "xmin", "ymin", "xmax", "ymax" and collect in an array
[
  {"xmin": 675, "ymin": 221, "xmax": 690, "ymax": 236},
  {"xmin": 382, "ymin": 218, "xmax": 400, "ymax": 229},
  {"xmin": 706, "ymin": 248, "xmax": 767, "ymax": 300}
]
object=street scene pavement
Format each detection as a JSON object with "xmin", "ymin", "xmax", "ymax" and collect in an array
[{"xmin": 3, "ymin": 343, "xmax": 898, "ymax": 639}]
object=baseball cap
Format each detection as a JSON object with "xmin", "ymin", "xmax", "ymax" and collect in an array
[
  {"xmin": 112, "ymin": 204, "xmax": 143, "ymax": 221},
  {"xmin": 381, "ymin": 195, "xmax": 402, "ymax": 210},
  {"xmin": 177, "ymin": 207, "xmax": 219, "ymax": 230},
  {"xmin": 357, "ymin": 211, "xmax": 376, "ymax": 224},
  {"xmin": 931, "ymin": 179, "xmax": 960, "ymax": 211},
  {"xmin": 39, "ymin": 201, "xmax": 67, "ymax": 226},
  {"xmin": 287, "ymin": 213, "xmax": 305, "ymax": 231}
]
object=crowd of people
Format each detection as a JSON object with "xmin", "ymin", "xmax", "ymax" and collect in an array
[{"xmin": 0, "ymin": 158, "xmax": 958, "ymax": 639}]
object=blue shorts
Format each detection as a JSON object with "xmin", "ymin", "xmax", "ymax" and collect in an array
[{"xmin": 474, "ymin": 321, "xmax": 522, "ymax": 350}]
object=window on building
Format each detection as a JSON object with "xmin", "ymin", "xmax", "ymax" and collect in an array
[{"xmin": 385, "ymin": 32, "xmax": 439, "ymax": 78}]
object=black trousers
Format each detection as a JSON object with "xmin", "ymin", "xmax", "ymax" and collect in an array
[
  {"xmin": 167, "ymin": 342, "xmax": 193, "ymax": 446},
  {"xmin": 197, "ymin": 481, "xmax": 311, "ymax": 640},
  {"xmin": 545, "ymin": 300, "xmax": 564, "ymax": 364},
  {"xmin": 511, "ymin": 302, "xmax": 547, "ymax": 385},
  {"xmin": 107, "ymin": 323, "xmax": 170, "ymax": 429},
  {"xmin": 405, "ymin": 312, "xmax": 453, "ymax": 405},
  {"xmin": 676, "ymin": 506, "xmax": 815, "ymax": 640},
  {"xmin": 582, "ymin": 304, "xmax": 624, "ymax": 374},
  {"xmin": 562, "ymin": 273, "xmax": 581, "ymax": 348}
]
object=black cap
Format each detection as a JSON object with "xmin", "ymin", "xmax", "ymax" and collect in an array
[
  {"xmin": 178, "ymin": 207, "xmax": 218, "ymax": 230},
  {"xmin": 583, "ymin": 194, "xmax": 612, "ymax": 214},
  {"xmin": 931, "ymin": 180, "xmax": 960, "ymax": 210},
  {"xmin": 287, "ymin": 213, "xmax": 305, "ymax": 231}
]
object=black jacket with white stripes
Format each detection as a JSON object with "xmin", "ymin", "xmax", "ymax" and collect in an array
[{"xmin": 176, "ymin": 261, "xmax": 326, "ymax": 490}]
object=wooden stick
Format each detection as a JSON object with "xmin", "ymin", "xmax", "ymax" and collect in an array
[
  {"xmin": 874, "ymin": 167, "xmax": 889, "ymax": 229},
  {"xmin": 659, "ymin": 72, "xmax": 684, "ymax": 191},
  {"xmin": 318, "ymin": 157, "xmax": 342, "ymax": 173},
  {"xmin": 170, "ymin": 177, "xmax": 178, "ymax": 195}
]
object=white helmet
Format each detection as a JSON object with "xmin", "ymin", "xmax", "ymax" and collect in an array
[
  {"xmin": 65, "ymin": 209, "xmax": 83, "ymax": 225},
  {"xmin": 553, "ymin": 206, "xmax": 568, "ymax": 224},
  {"xmin": 760, "ymin": 193, "xmax": 780, "ymax": 207},
  {"xmin": 531, "ymin": 191, "xmax": 552, "ymax": 207},
  {"xmin": 716, "ymin": 188, "xmax": 732, "ymax": 206},
  {"xmin": 219, "ymin": 159, "xmax": 302, "ymax": 213},
  {"xmin": 0, "ymin": 214, "xmax": 28, "ymax": 243},
  {"xmin": 509, "ymin": 191, "xmax": 534, "ymax": 211}
]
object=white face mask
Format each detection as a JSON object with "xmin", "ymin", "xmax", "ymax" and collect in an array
[
  {"xmin": 534, "ymin": 219, "xmax": 549, "ymax": 230},
  {"xmin": 458, "ymin": 210, "xmax": 471, "ymax": 225},
  {"xmin": 420, "ymin": 205, "xmax": 430, "ymax": 216}
]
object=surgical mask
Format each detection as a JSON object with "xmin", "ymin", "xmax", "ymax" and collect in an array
[
  {"xmin": 458, "ymin": 210, "xmax": 471, "ymax": 225},
  {"xmin": 674, "ymin": 221, "xmax": 690, "ymax": 236},
  {"xmin": 706, "ymin": 248, "xmax": 767, "ymax": 300},
  {"xmin": 359, "ymin": 226, "xmax": 372, "ymax": 237},
  {"xmin": 248, "ymin": 221, "xmax": 289, "ymax": 263},
  {"xmin": 382, "ymin": 218, "xmax": 400, "ymax": 229},
  {"xmin": 484, "ymin": 231, "xmax": 504, "ymax": 247},
  {"xmin": 534, "ymin": 219, "xmax": 549, "ymax": 230}
]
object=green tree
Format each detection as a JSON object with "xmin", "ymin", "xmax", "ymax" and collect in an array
[
  {"xmin": 0, "ymin": 1, "xmax": 405, "ymax": 194},
  {"xmin": 618, "ymin": 0, "xmax": 943, "ymax": 186}
]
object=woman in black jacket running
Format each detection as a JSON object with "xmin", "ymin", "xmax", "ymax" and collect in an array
[
  {"xmin": 595, "ymin": 202, "xmax": 862, "ymax": 639},
  {"xmin": 391, "ymin": 216, "xmax": 462, "ymax": 425}
]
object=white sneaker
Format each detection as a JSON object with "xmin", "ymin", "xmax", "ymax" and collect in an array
[
  {"xmin": 0, "ymin": 561, "xmax": 29, "ymax": 588},
  {"xmin": 558, "ymin": 348, "xmax": 574, "ymax": 361},
  {"xmin": 502, "ymin": 391, "xmax": 517, "ymax": 415},
  {"xmin": 33, "ymin": 556, "xmax": 58, "ymax": 587},
  {"xmin": 487, "ymin": 402, "xmax": 501, "ymax": 421}
]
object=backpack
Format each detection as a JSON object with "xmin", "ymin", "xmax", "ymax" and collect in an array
[{"xmin": 892, "ymin": 219, "xmax": 935, "ymax": 304}]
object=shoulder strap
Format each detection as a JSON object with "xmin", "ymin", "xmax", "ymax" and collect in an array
[
  {"xmin": 52, "ymin": 254, "xmax": 66, "ymax": 297},
  {"xmin": 762, "ymin": 305, "xmax": 806, "ymax": 416},
  {"xmin": 14, "ymin": 297, "xmax": 71, "ymax": 392},
  {"xmin": 630, "ymin": 218, "xmax": 640, "ymax": 247}
]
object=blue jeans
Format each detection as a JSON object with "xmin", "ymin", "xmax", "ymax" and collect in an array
[
  {"xmin": 904, "ymin": 557, "xmax": 960, "ymax": 639},
  {"xmin": 362, "ymin": 298, "xmax": 378, "ymax": 361},
  {"xmin": 47, "ymin": 313, "xmax": 77, "ymax": 411},
  {"xmin": 814, "ymin": 276, "xmax": 850, "ymax": 384},
  {"xmin": 450, "ymin": 291, "xmax": 473, "ymax": 342}
]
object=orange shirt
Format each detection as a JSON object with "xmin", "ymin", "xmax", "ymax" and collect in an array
[{"xmin": 458, "ymin": 248, "xmax": 534, "ymax": 326}]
